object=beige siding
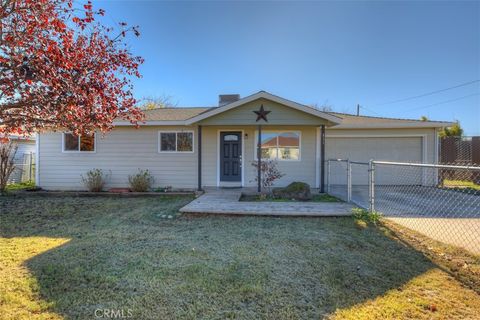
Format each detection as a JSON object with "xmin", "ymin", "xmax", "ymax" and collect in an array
[
  {"xmin": 39, "ymin": 124, "xmax": 437, "ymax": 190},
  {"xmin": 198, "ymin": 98, "xmax": 329, "ymax": 126},
  {"xmin": 38, "ymin": 127, "xmax": 198, "ymax": 190},
  {"xmin": 201, "ymin": 125, "xmax": 318, "ymax": 188}
]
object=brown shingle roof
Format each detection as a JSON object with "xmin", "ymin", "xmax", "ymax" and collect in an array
[
  {"xmin": 327, "ymin": 112, "xmax": 453, "ymax": 128},
  {"xmin": 119, "ymin": 104, "xmax": 451, "ymax": 129},
  {"xmin": 328, "ymin": 112, "xmax": 451, "ymax": 125},
  {"xmin": 142, "ymin": 107, "xmax": 213, "ymax": 121}
]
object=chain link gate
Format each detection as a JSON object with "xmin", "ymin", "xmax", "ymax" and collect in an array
[{"xmin": 326, "ymin": 158, "xmax": 480, "ymax": 255}]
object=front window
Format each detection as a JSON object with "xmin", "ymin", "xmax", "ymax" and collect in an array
[
  {"xmin": 63, "ymin": 133, "xmax": 95, "ymax": 152},
  {"xmin": 159, "ymin": 131, "xmax": 193, "ymax": 152},
  {"xmin": 259, "ymin": 131, "xmax": 300, "ymax": 160}
]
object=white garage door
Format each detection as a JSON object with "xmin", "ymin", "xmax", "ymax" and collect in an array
[{"xmin": 325, "ymin": 137, "xmax": 424, "ymax": 185}]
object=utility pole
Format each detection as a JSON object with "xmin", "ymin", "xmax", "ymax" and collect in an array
[{"xmin": 356, "ymin": 104, "xmax": 360, "ymax": 116}]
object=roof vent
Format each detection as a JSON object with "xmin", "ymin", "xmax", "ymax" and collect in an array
[{"xmin": 218, "ymin": 94, "xmax": 240, "ymax": 107}]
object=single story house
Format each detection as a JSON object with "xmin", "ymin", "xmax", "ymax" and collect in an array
[{"xmin": 36, "ymin": 91, "xmax": 453, "ymax": 191}]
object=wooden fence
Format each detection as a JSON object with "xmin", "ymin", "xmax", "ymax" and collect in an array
[{"xmin": 439, "ymin": 136, "xmax": 480, "ymax": 184}]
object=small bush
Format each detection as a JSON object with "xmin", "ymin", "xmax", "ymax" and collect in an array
[
  {"xmin": 128, "ymin": 169, "xmax": 154, "ymax": 192},
  {"xmin": 352, "ymin": 208, "xmax": 382, "ymax": 225},
  {"xmin": 81, "ymin": 169, "xmax": 109, "ymax": 192},
  {"xmin": 273, "ymin": 181, "xmax": 311, "ymax": 201},
  {"xmin": 251, "ymin": 159, "xmax": 285, "ymax": 193}
]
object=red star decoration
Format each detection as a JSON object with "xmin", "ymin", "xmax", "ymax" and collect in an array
[{"xmin": 253, "ymin": 104, "xmax": 271, "ymax": 122}]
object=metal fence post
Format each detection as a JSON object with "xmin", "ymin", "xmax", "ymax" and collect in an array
[
  {"xmin": 29, "ymin": 152, "xmax": 33, "ymax": 181},
  {"xmin": 368, "ymin": 160, "xmax": 375, "ymax": 212},
  {"xmin": 347, "ymin": 159, "xmax": 352, "ymax": 202},
  {"xmin": 326, "ymin": 160, "xmax": 331, "ymax": 194}
]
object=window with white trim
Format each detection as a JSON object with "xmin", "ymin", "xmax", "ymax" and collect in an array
[
  {"xmin": 63, "ymin": 133, "xmax": 95, "ymax": 152},
  {"xmin": 159, "ymin": 131, "xmax": 193, "ymax": 152},
  {"xmin": 258, "ymin": 131, "xmax": 300, "ymax": 160}
]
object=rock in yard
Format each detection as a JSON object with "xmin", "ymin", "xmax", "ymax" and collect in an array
[{"xmin": 273, "ymin": 182, "xmax": 312, "ymax": 201}]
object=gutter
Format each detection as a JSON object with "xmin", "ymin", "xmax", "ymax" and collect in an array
[{"xmin": 329, "ymin": 122, "xmax": 455, "ymax": 129}]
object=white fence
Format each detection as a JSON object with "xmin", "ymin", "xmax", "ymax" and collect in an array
[{"xmin": 327, "ymin": 159, "xmax": 480, "ymax": 254}]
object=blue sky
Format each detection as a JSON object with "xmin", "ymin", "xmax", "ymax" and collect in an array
[{"xmin": 98, "ymin": 1, "xmax": 479, "ymax": 135}]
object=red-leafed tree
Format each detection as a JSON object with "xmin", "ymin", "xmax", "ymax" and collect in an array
[{"xmin": 0, "ymin": 0, "xmax": 144, "ymax": 136}]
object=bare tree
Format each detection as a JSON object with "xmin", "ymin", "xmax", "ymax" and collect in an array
[
  {"xmin": 139, "ymin": 95, "xmax": 178, "ymax": 110},
  {"xmin": 0, "ymin": 142, "xmax": 18, "ymax": 193},
  {"xmin": 310, "ymin": 100, "xmax": 334, "ymax": 112}
]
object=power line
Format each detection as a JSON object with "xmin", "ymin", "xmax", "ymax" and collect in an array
[
  {"xmin": 358, "ymin": 92, "xmax": 479, "ymax": 117},
  {"xmin": 372, "ymin": 80, "xmax": 480, "ymax": 107},
  {"xmin": 404, "ymin": 93, "xmax": 480, "ymax": 112},
  {"xmin": 359, "ymin": 105, "xmax": 382, "ymax": 116}
]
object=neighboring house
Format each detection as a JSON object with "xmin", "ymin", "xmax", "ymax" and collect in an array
[
  {"xmin": 36, "ymin": 91, "xmax": 453, "ymax": 190},
  {"xmin": 7, "ymin": 135, "xmax": 36, "ymax": 183}
]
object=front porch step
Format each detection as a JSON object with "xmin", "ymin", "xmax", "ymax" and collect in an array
[
  {"xmin": 180, "ymin": 188, "xmax": 354, "ymax": 216},
  {"xmin": 218, "ymin": 182, "xmax": 242, "ymax": 188}
]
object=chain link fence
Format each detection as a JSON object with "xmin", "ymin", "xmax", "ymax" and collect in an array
[
  {"xmin": 326, "ymin": 159, "xmax": 348, "ymax": 201},
  {"xmin": 326, "ymin": 159, "xmax": 371, "ymax": 208},
  {"xmin": 10, "ymin": 152, "xmax": 36, "ymax": 183},
  {"xmin": 350, "ymin": 161, "xmax": 369, "ymax": 208},
  {"xmin": 327, "ymin": 158, "xmax": 480, "ymax": 255}
]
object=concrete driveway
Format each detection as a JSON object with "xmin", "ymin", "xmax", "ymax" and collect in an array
[{"xmin": 330, "ymin": 184, "xmax": 480, "ymax": 254}]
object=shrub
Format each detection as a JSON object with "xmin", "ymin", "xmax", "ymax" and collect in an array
[
  {"xmin": 0, "ymin": 142, "xmax": 18, "ymax": 194},
  {"xmin": 128, "ymin": 169, "xmax": 154, "ymax": 192},
  {"xmin": 273, "ymin": 182, "xmax": 312, "ymax": 201},
  {"xmin": 81, "ymin": 169, "xmax": 109, "ymax": 192},
  {"xmin": 251, "ymin": 159, "xmax": 285, "ymax": 193},
  {"xmin": 352, "ymin": 208, "xmax": 382, "ymax": 225}
]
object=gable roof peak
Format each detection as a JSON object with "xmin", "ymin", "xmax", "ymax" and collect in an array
[{"xmin": 184, "ymin": 91, "xmax": 342, "ymax": 125}]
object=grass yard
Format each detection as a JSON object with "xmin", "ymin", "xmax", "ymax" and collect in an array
[
  {"xmin": 5, "ymin": 181, "xmax": 36, "ymax": 192},
  {"xmin": 1, "ymin": 195, "xmax": 479, "ymax": 319},
  {"xmin": 443, "ymin": 179, "xmax": 480, "ymax": 191}
]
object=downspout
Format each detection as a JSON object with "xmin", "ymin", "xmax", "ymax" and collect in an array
[
  {"xmin": 35, "ymin": 133, "xmax": 40, "ymax": 187},
  {"xmin": 197, "ymin": 125, "xmax": 202, "ymax": 191},
  {"xmin": 320, "ymin": 125, "xmax": 326, "ymax": 193}
]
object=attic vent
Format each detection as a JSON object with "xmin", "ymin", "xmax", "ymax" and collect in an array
[{"xmin": 218, "ymin": 94, "xmax": 240, "ymax": 107}]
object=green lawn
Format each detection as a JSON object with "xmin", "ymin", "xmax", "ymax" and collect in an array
[
  {"xmin": 443, "ymin": 179, "xmax": 480, "ymax": 191},
  {"xmin": 1, "ymin": 195, "xmax": 479, "ymax": 319},
  {"xmin": 5, "ymin": 181, "xmax": 36, "ymax": 192}
]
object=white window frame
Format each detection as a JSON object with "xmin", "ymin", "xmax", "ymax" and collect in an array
[
  {"xmin": 61, "ymin": 132, "xmax": 96, "ymax": 153},
  {"xmin": 254, "ymin": 130, "xmax": 301, "ymax": 161},
  {"xmin": 158, "ymin": 130, "xmax": 194, "ymax": 153}
]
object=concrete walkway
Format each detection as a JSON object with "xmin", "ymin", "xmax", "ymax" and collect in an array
[{"xmin": 179, "ymin": 188, "xmax": 355, "ymax": 216}]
